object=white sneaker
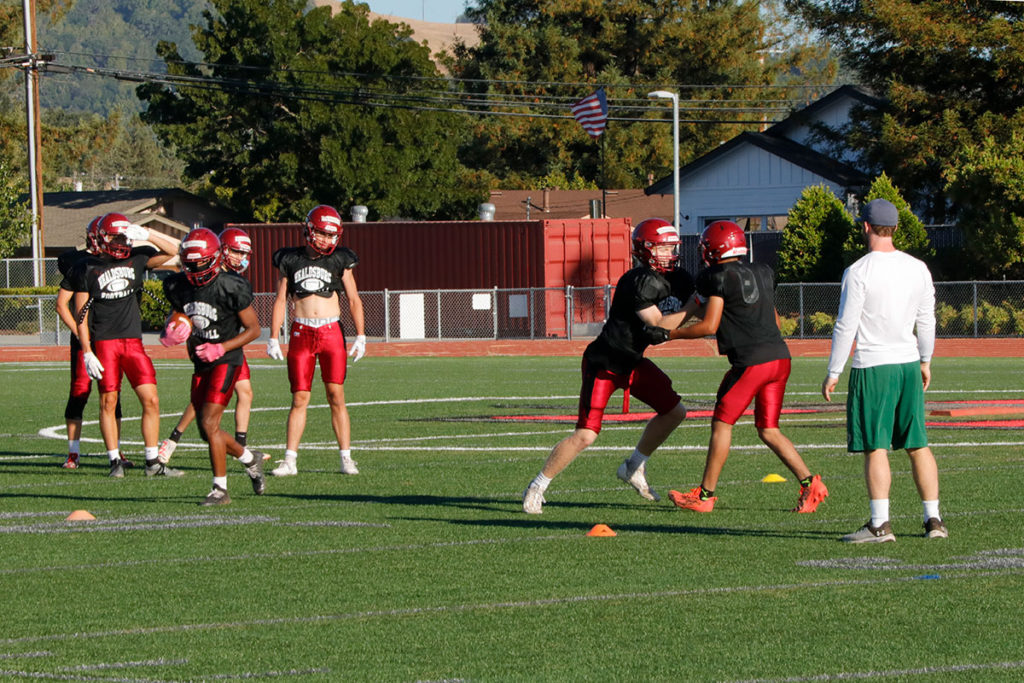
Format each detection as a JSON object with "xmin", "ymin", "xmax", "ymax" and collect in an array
[
  {"xmin": 617, "ymin": 460, "xmax": 660, "ymax": 501},
  {"xmin": 271, "ymin": 457, "xmax": 297, "ymax": 476},
  {"xmin": 522, "ymin": 483, "xmax": 545, "ymax": 514},
  {"xmin": 157, "ymin": 439, "xmax": 177, "ymax": 465},
  {"xmin": 340, "ymin": 455, "xmax": 359, "ymax": 475}
]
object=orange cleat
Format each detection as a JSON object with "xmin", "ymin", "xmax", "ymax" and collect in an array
[
  {"xmin": 793, "ymin": 475, "xmax": 828, "ymax": 513},
  {"xmin": 669, "ymin": 487, "xmax": 716, "ymax": 512}
]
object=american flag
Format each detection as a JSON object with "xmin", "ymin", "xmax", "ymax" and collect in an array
[{"xmin": 571, "ymin": 88, "xmax": 608, "ymax": 138}]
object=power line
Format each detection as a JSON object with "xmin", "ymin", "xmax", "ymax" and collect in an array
[
  {"xmin": 45, "ymin": 47, "xmax": 838, "ymax": 95},
  {"xmin": 21, "ymin": 58, "xmax": 803, "ymax": 126}
]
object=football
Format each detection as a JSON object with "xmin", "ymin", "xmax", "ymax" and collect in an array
[{"xmin": 167, "ymin": 310, "xmax": 192, "ymax": 333}]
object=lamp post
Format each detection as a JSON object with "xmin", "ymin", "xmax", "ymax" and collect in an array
[{"xmin": 648, "ymin": 90, "xmax": 679, "ymax": 230}]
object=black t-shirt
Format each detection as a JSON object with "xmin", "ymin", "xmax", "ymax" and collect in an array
[
  {"xmin": 57, "ymin": 248, "xmax": 92, "ymax": 343},
  {"xmin": 67, "ymin": 247, "xmax": 157, "ymax": 341},
  {"xmin": 58, "ymin": 247, "xmax": 90, "ymax": 281},
  {"xmin": 163, "ymin": 271, "xmax": 254, "ymax": 372},
  {"xmin": 272, "ymin": 246, "xmax": 358, "ymax": 299},
  {"xmin": 584, "ymin": 266, "xmax": 695, "ymax": 375},
  {"xmin": 696, "ymin": 260, "xmax": 789, "ymax": 367}
]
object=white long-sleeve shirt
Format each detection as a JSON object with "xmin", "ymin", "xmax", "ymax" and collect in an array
[{"xmin": 826, "ymin": 250, "xmax": 936, "ymax": 378}]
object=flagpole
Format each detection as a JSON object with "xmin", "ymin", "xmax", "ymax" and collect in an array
[{"xmin": 600, "ymin": 126, "xmax": 606, "ymax": 217}]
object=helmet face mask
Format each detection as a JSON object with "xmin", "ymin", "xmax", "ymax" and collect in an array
[
  {"xmin": 96, "ymin": 213, "xmax": 133, "ymax": 259},
  {"xmin": 219, "ymin": 228, "xmax": 252, "ymax": 273},
  {"xmin": 632, "ymin": 218, "xmax": 680, "ymax": 273},
  {"xmin": 699, "ymin": 220, "xmax": 748, "ymax": 265},
  {"xmin": 180, "ymin": 228, "xmax": 222, "ymax": 286},
  {"xmin": 304, "ymin": 205, "xmax": 343, "ymax": 255}
]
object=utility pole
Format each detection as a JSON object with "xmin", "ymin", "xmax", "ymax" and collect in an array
[{"xmin": 22, "ymin": 0, "xmax": 45, "ymax": 286}]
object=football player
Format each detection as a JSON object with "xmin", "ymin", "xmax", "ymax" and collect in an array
[
  {"xmin": 161, "ymin": 228, "xmax": 266, "ymax": 505},
  {"xmin": 653, "ymin": 220, "xmax": 828, "ymax": 514},
  {"xmin": 69, "ymin": 213, "xmax": 178, "ymax": 478},
  {"xmin": 54, "ymin": 217, "xmax": 123, "ymax": 469},
  {"xmin": 521, "ymin": 218, "xmax": 692, "ymax": 514},
  {"xmin": 266, "ymin": 204, "xmax": 366, "ymax": 477},
  {"xmin": 157, "ymin": 227, "xmax": 257, "ymax": 464}
]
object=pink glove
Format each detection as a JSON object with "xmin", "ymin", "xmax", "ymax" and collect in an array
[
  {"xmin": 160, "ymin": 320, "xmax": 191, "ymax": 347},
  {"xmin": 195, "ymin": 342, "xmax": 225, "ymax": 362}
]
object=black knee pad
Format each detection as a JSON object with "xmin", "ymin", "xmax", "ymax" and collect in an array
[{"xmin": 64, "ymin": 395, "xmax": 89, "ymax": 421}]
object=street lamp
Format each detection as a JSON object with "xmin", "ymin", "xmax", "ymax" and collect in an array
[{"xmin": 648, "ymin": 90, "xmax": 680, "ymax": 231}]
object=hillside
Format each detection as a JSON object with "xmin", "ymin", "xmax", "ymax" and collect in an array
[{"xmin": 32, "ymin": 0, "xmax": 479, "ymax": 116}]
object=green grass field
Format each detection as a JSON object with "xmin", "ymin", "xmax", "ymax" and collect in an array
[{"xmin": 1, "ymin": 354, "xmax": 1023, "ymax": 682}]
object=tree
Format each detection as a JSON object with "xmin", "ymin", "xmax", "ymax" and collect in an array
[
  {"xmin": 843, "ymin": 173, "xmax": 933, "ymax": 266},
  {"xmin": 785, "ymin": 0, "xmax": 1024, "ymax": 225},
  {"xmin": 945, "ymin": 134, "xmax": 1024, "ymax": 280},
  {"xmin": 0, "ymin": 160, "xmax": 31, "ymax": 258},
  {"xmin": 777, "ymin": 184, "xmax": 853, "ymax": 283},
  {"xmin": 41, "ymin": 108, "xmax": 186, "ymax": 190},
  {"xmin": 139, "ymin": 0, "xmax": 485, "ymax": 221},
  {"xmin": 446, "ymin": 0, "xmax": 834, "ymax": 189}
]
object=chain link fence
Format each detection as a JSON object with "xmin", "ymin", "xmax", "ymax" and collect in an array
[{"xmin": 4, "ymin": 281, "xmax": 1024, "ymax": 345}]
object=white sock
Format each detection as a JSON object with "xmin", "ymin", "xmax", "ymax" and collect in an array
[
  {"xmin": 923, "ymin": 499, "xmax": 940, "ymax": 522},
  {"xmin": 68, "ymin": 439, "xmax": 80, "ymax": 455},
  {"xmin": 213, "ymin": 476, "xmax": 228, "ymax": 490},
  {"xmin": 144, "ymin": 446, "xmax": 158, "ymax": 462},
  {"xmin": 531, "ymin": 472, "xmax": 552, "ymax": 492},
  {"xmin": 627, "ymin": 448, "xmax": 649, "ymax": 470},
  {"xmin": 869, "ymin": 499, "xmax": 889, "ymax": 527},
  {"xmin": 238, "ymin": 449, "xmax": 254, "ymax": 465},
  {"xmin": 107, "ymin": 448, "xmax": 120, "ymax": 463},
  {"xmin": 284, "ymin": 449, "xmax": 298, "ymax": 461},
  {"xmin": 340, "ymin": 448, "xmax": 353, "ymax": 460}
]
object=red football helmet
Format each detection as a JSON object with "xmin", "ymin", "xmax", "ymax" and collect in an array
[
  {"xmin": 180, "ymin": 228, "xmax": 222, "ymax": 286},
  {"xmin": 304, "ymin": 204, "xmax": 343, "ymax": 255},
  {"xmin": 700, "ymin": 220, "xmax": 748, "ymax": 265},
  {"xmin": 632, "ymin": 218, "xmax": 680, "ymax": 273},
  {"xmin": 85, "ymin": 216, "xmax": 102, "ymax": 254},
  {"xmin": 96, "ymin": 213, "xmax": 133, "ymax": 259},
  {"xmin": 219, "ymin": 227, "xmax": 252, "ymax": 273}
]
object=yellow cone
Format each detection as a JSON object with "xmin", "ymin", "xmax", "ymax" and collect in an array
[
  {"xmin": 66, "ymin": 509, "xmax": 95, "ymax": 521},
  {"xmin": 761, "ymin": 474, "xmax": 787, "ymax": 483},
  {"xmin": 586, "ymin": 524, "xmax": 616, "ymax": 537}
]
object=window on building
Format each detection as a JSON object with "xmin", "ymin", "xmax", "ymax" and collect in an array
[{"xmin": 703, "ymin": 215, "xmax": 789, "ymax": 231}]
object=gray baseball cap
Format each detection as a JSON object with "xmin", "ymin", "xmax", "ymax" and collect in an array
[{"xmin": 860, "ymin": 198, "xmax": 898, "ymax": 227}]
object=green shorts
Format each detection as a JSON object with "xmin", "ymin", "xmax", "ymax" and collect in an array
[{"xmin": 846, "ymin": 362, "xmax": 929, "ymax": 452}]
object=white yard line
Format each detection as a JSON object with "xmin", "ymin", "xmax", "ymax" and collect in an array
[{"xmin": 3, "ymin": 568, "xmax": 1023, "ymax": 648}]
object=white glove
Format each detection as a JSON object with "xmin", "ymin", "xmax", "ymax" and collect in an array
[
  {"xmin": 83, "ymin": 351, "xmax": 104, "ymax": 380},
  {"xmin": 266, "ymin": 337, "xmax": 284, "ymax": 361},
  {"xmin": 124, "ymin": 224, "xmax": 150, "ymax": 242},
  {"xmin": 348, "ymin": 335, "xmax": 366, "ymax": 363}
]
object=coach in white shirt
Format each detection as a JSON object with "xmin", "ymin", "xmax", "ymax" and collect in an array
[{"xmin": 822, "ymin": 198, "xmax": 947, "ymax": 544}]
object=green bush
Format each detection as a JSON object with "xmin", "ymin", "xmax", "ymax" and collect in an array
[
  {"xmin": 936, "ymin": 302, "xmax": 965, "ymax": 335},
  {"xmin": 808, "ymin": 311, "xmax": 835, "ymax": 335},
  {"xmin": 778, "ymin": 315, "xmax": 799, "ymax": 337},
  {"xmin": 1010, "ymin": 306, "xmax": 1024, "ymax": 335},
  {"xmin": 140, "ymin": 280, "xmax": 172, "ymax": 331},
  {"xmin": 978, "ymin": 301, "xmax": 1010, "ymax": 334}
]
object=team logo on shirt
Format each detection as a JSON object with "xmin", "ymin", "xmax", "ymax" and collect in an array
[
  {"xmin": 184, "ymin": 301, "xmax": 221, "ymax": 340},
  {"xmin": 96, "ymin": 266, "xmax": 135, "ymax": 299},
  {"xmin": 294, "ymin": 265, "xmax": 332, "ymax": 291}
]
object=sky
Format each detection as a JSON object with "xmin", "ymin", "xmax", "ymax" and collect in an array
[{"xmin": 362, "ymin": 0, "xmax": 473, "ymax": 23}]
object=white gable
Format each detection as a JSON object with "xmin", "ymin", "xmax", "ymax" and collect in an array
[
  {"xmin": 778, "ymin": 93, "xmax": 864, "ymax": 167},
  {"xmin": 676, "ymin": 144, "xmax": 848, "ymax": 235}
]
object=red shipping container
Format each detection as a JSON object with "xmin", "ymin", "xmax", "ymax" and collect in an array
[{"xmin": 226, "ymin": 218, "xmax": 631, "ymax": 338}]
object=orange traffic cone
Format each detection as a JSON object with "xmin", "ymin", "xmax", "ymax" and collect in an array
[
  {"xmin": 586, "ymin": 523, "xmax": 616, "ymax": 537},
  {"xmin": 66, "ymin": 510, "xmax": 95, "ymax": 521}
]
